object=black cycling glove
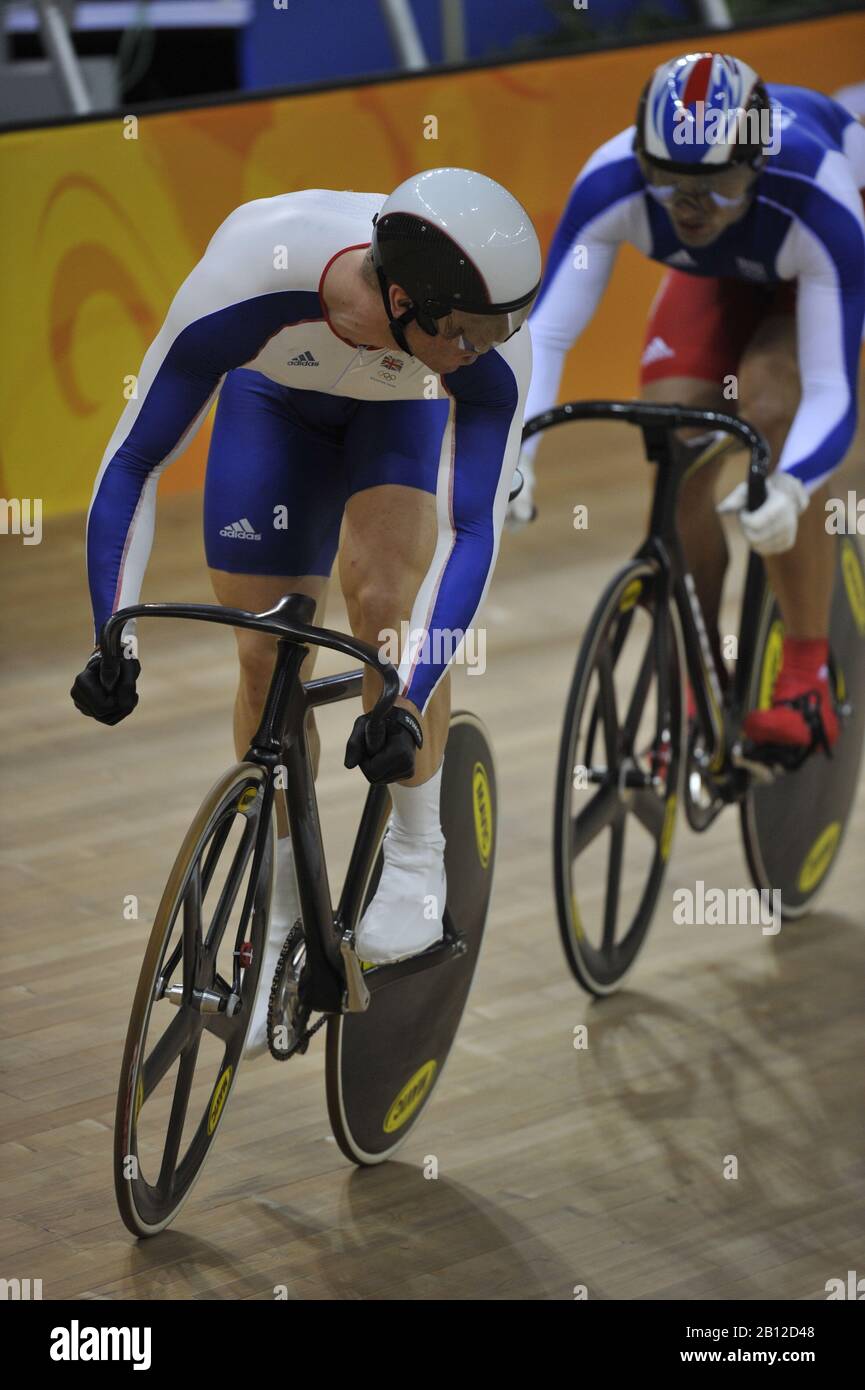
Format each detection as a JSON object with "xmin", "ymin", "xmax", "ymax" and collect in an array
[
  {"xmin": 71, "ymin": 649, "xmax": 141, "ymax": 726},
  {"xmin": 344, "ymin": 706, "xmax": 423, "ymax": 784}
]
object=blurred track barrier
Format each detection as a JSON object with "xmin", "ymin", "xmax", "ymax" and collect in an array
[{"xmin": 1, "ymin": 9, "xmax": 863, "ymax": 516}]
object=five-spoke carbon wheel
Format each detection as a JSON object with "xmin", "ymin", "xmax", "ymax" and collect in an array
[
  {"xmin": 554, "ymin": 560, "xmax": 684, "ymax": 995},
  {"xmin": 114, "ymin": 764, "xmax": 274, "ymax": 1236}
]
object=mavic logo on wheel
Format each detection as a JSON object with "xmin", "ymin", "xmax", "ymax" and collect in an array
[
  {"xmin": 758, "ymin": 620, "xmax": 785, "ymax": 708},
  {"xmin": 797, "ymin": 823, "xmax": 841, "ymax": 895},
  {"xmin": 219, "ymin": 518, "xmax": 261, "ymax": 540},
  {"xmin": 840, "ymin": 539, "xmax": 865, "ymax": 636},
  {"xmin": 207, "ymin": 1066, "xmax": 233, "ymax": 1135},
  {"xmin": 473, "ymin": 763, "xmax": 493, "ymax": 869},
  {"xmin": 619, "ymin": 578, "xmax": 643, "ymax": 612},
  {"xmin": 236, "ymin": 786, "xmax": 259, "ymax": 814},
  {"xmin": 383, "ymin": 1060, "xmax": 437, "ymax": 1133}
]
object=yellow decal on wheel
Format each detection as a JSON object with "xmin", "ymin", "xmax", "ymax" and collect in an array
[
  {"xmin": 134, "ymin": 1075, "xmax": 144, "ymax": 1125},
  {"xmin": 207, "ymin": 1065, "xmax": 233, "ymax": 1136},
  {"xmin": 571, "ymin": 895, "xmax": 584, "ymax": 941},
  {"xmin": 383, "ymin": 1060, "xmax": 437, "ymax": 1134},
  {"xmin": 619, "ymin": 579, "xmax": 643, "ymax": 613},
  {"xmin": 472, "ymin": 762, "xmax": 493, "ymax": 869},
  {"xmin": 841, "ymin": 539, "xmax": 865, "ymax": 637},
  {"xmin": 660, "ymin": 794, "xmax": 677, "ymax": 862},
  {"xmin": 797, "ymin": 822, "xmax": 841, "ymax": 895},
  {"xmin": 758, "ymin": 619, "xmax": 785, "ymax": 710},
  {"xmin": 236, "ymin": 786, "xmax": 258, "ymax": 814}
]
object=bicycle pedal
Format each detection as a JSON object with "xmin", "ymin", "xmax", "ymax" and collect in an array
[
  {"xmin": 731, "ymin": 744, "xmax": 780, "ymax": 783},
  {"xmin": 734, "ymin": 740, "xmax": 811, "ymax": 778}
]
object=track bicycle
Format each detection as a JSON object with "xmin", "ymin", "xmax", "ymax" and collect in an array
[
  {"xmin": 104, "ymin": 593, "xmax": 497, "ymax": 1235},
  {"xmin": 523, "ymin": 401, "xmax": 865, "ymax": 995}
]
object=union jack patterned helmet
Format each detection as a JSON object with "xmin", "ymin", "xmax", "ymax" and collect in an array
[{"xmin": 634, "ymin": 52, "xmax": 769, "ymax": 173}]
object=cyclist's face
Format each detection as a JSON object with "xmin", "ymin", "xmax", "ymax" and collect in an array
[
  {"xmin": 406, "ymin": 309, "xmax": 514, "ymax": 371},
  {"xmin": 383, "ymin": 287, "xmax": 517, "ymax": 370},
  {"xmin": 639, "ymin": 156, "xmax": 758, "ymax": 246},
  {"xmin": 441, "ymin": 312, "xmax": 514, "ymax": 359}
]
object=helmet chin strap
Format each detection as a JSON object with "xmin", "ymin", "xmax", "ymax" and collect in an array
[
  {"xmin": 387, "ymin": 307, "xmax": 416, "ymax": 357},
  {"xmin": 374, "ymin": 265, "xmax": 438, "ymax": 357}
]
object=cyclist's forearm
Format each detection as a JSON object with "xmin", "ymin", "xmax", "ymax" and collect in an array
[
  {"xmin": 86, "ymin": 376, "xmax": 221, "ymax": 642},
  {"xmin": 402, "ymin": 395, "xmax": 524, "ymax": 713},
  {"xmin": 522, "ymin": 240, "xmax": 616, "ymax": 464},
  {"xmin": 777, "ymin": 238, "xmax": 863, "ymax": 490},
  {"xmin": 521, "ymin": 334, "xmax": 570, "ymax": 465},
  {"xmin": 777, "ymin": 375, "xmax": 857, "ymax": 493}
]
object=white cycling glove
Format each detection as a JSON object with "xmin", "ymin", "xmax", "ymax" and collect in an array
[
  {"xmin": 717, "ymin": 470, "xmax": 809, "ymax": 556},
  {"xmin": 505, "ymin": 452, "xmax": 536, "ymax": 531}
]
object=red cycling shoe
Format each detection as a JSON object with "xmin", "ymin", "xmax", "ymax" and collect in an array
[{"xmin": 743, "ymin": 639, "xmax": 838, "ymax": 754}]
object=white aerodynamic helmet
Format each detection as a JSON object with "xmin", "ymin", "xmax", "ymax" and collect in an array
[{"xmin": 371, "ymin": 166, "xmax": 542, "ymax": 351}]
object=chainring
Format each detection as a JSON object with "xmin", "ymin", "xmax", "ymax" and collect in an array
[{"xmin": 266, "ymin": 921, "xmax": 314, "ymax": 1060}]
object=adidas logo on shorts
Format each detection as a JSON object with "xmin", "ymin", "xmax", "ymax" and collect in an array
[
  {"xmin": 286, "ymin": 350, "xmax": 319, "ymax": 367},
  {"xmin": 219, "ymin": 517, "xmax": 262, "ymax": 540},
  {"xmin": 641, "ymin": 336, "xmax": 676, "ymax": 367}
]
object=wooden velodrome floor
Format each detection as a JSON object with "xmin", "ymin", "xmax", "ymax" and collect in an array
[{"xmin": 2, "ymin": 415, "xmax": 864, "ymax": 1302}]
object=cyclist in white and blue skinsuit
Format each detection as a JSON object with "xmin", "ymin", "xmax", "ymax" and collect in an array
[
  {"xmin": 514, "ymin": 53, "xmax": 865, "ymax": 754},
  {"xmin": 71, "ymin": 169, "xmax": 541, "ymax": 1053}
]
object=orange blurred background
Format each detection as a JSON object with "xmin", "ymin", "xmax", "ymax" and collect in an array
[{"xmin": 1, "ymin": 9, "xmax": 862, "ymax": 515}]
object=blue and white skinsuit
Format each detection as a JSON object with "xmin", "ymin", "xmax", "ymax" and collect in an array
[{"xmin": 85, "ymin": 188, "xmax": 532, "ymax": 716}]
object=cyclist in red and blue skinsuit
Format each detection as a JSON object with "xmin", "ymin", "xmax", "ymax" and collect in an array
[{"xmin": 518, "ymin": 53, "xmax": 865, "ymax": 754}]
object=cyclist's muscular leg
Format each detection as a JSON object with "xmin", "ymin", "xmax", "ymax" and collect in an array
[
  {"xmin": 738, "ymin": 314, "xmax": 838, "ymax": 749},
  {"xmin": 339, "ymin": 483, "xmax": 448, "ymax": 785},
  {"xmin": 339, "ymin": 482, "xmax": 450, "ymax": 963},
  {"xmin": 208, "ymin": 569, "xmax": 328, "ymax": 831},
  {"xmin": 212, "ymin": 569, "xmax": 330, "ymax": 1059}
]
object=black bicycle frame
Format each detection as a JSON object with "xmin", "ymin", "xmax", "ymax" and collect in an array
[
  {"xmin": 101, "ymin": 591, "xmax": 466, "ymax": 1015},
  {"xmin": 101, "ymin": 592, "xmax": 401, "ymax": 1012},
  {"xmin": 522, "ymin": 401, "xmax": 771, "ymax": 773}
]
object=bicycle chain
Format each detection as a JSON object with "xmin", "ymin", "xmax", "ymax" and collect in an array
[
  {"xmin": 266, "ymin": 923, "xmax": 330, "ymax": 1061},
  {"xmin": 281, "ymin": 1010, "xmax": 328, "ymax": 1059}
]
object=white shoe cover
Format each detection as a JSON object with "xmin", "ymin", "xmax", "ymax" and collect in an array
[
  {"xmin": 355, "ymin": 827, "xmax": 447, "ymax": 965},
  {"xmin": 243, "ymin": 839, "xmax": 299, "ymax": 1061}
]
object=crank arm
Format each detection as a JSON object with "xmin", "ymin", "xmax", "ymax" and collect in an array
[{"xmin": 339, "ymin": 932, "xmax": 371, "ymax": 1014}]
